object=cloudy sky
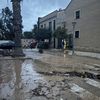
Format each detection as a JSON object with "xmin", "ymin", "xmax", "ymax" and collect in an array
[{"xmin": 0, "ymin": 0, "xmax": 71, "ymax": 31}]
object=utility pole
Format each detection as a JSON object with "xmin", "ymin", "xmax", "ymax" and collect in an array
[
  {"xmin": 72, "ymin": 21, "xmax": 76, "ymax": 55},
  {"xmin": 11, "ymin": 0, "xmax": 24, "ymax": 56}
]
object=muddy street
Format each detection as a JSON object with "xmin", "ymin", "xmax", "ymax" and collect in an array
[{"xmin": 0, "ymin": 49, "xmax": 100, "ymax": 100}]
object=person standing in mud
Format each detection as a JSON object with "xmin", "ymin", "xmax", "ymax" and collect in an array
[
  {"xmin": 63, "ymin": 39, "xmax": 67, "ymax": 53},
  {"xmin": 62, "ymin": 40, "xmax": 64, "ymax": 49}
]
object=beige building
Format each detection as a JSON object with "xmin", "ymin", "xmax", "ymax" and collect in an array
[
  {"xmin": 38, "ymin": 10, "xmax": 57, "ymax": 32},
  {"xmin": 65, "ymin": 0, "xmax": 100, "ymax": 52},
  {"xmin": 38, "ymin": 9, "xmax": 66, "ymax": 48},
  {"xmin": 38, "ymin": 9, "xmax": 66, "ymax": 31},
  {"xmin": 38, "ymin": 0, "xmax": 100, "ymax": 52},
  {"xmin": 38, "ymin": 10, "xmax": 58, "ymax": 48},
  {"xmin": 56, "ymin": 9, "xmax": 66, "ymax": 28}
]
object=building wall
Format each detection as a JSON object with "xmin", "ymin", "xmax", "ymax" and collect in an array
[
  {"xmin": 56, "ymin": 9, "xmax": 66, "ymax": 28},
  {"xmin": 38, "ymin": 11, "xmax": 58, "ymax": 48},
  {"xmin": 39, "ymin": 10, "xmax": 58, "ymax": 32},
  {"xmin": 65, "ymin": 0, "xmax": 100, "ymax": 52},
  {"xmin": 37, "ymin": 0, "xmax": 100, "ymax": 52},
  {"xmin": 38, "ymin": 9, "xmax": 66, "ymax": 48}
]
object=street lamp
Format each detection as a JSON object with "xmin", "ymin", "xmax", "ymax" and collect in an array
[{"xmin": 72, "ymin": 21, "xmax": 76, "ymax": 55}]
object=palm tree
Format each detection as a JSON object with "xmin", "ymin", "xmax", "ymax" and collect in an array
[{"xmin": 11, "ymin": 0, "xmax": 24, "ymax": 56}]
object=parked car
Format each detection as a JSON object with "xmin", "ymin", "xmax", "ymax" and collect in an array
[{"xmin": 0, "ymin": 40, "xmax": 15, "ymax": 49}]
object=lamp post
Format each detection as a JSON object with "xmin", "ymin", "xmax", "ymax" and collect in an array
[{"xmin": 72, "ymin": 21, "xmax": 76, "ymax": 55}]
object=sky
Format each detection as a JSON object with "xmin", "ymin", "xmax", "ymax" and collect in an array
[{"xmin": 0, "ymin": 0, "xmax": 71, "ymax": 32}]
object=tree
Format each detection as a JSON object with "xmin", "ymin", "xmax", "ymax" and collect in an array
[
  {"xmin": 23, "ymin": 31, "xmax": 34, "ymax": 39},
  {"xmin": 32, "ymin": 24, "xmax": 38, "ymax": 35},
  {"xmin": 53, "ymin": 27, "xmax": 68, "ymax": 48},
  {"xmin": 11, "ymin": 0, "xmax": 24, "ymax": 56},
  {"xmin": 0, "ymin": 7, "xmax": 14, "ymax": 40},
  {"xmin": 53, "ymin": 27, "xmax": 67, "ymax": 39},
  {"xmin": 0, "ymin": 19, "xmax": 4, "ymax": 39},
  {"xmin": 36, "ymin": 28, "xmax": 51, "ymax": 41},
  {"xmin": 32, "ymin": 25, "xmax": 52, "ymax": 42}
]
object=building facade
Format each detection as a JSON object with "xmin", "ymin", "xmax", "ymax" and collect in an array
[
  {"xmin": 38, "ymin": 10, "xmax": 57, "ymax": 31},
  {"xmin": 65, "ymin": 0, "xmax": 100, "ymax": 52},
  {"xmin": 38, "ymin": 0, "xmax": 100, "ymax": 52},
  {"xmin": 56, "ymin": 9, "xmax": 66, "ymax": 28},
  {"xmin": 38, "ymin": 10, "xmax": 58, "ymax": 48},
  {"xmin": 38, "ymin": 9, "xmax": 66, "ymax": 48}
]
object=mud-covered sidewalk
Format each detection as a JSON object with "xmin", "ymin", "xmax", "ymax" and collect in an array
[
  {"xmin": 36, "ymin": 50, "xmax": 100, "ymax": 79},
  {"xmin": 0, "ymin": 49, "xmax": 100, "ymax": 100}
]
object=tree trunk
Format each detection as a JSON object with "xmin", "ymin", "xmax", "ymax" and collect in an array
[{"xmin": 11, "ymin": 0, "xmax": 24, "ymax": 56}]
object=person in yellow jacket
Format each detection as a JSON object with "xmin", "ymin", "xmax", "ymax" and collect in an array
[
  {"xmin": 64, "ymin": 39, "xmax": 67, "ymax": 54},
  {"xmin": 64, "ymin": 39, "xmax": 67, "ymax": 50}
]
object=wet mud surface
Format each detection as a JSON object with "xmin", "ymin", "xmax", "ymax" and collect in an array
[
  {"xmin": 37, "ymin": 71, "xmax": 100, "ymax": 79},
  {"xmin": 0, "ymin": 50, "xmax": 100, "ymax": 100}
]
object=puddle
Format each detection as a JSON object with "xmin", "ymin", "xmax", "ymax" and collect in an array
[
  {"xmin": 0, "ymin": 59, "xmax": 43, "ymax": 100},
  {"xmin": 0, "ymin": 60, "xmax": 16, "ymax": 99},
  {"xmin": 21, "ymin": 60, "xmax": 43, "ymax": 91}
]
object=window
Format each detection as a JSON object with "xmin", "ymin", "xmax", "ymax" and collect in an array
[
  {"xmin": 49, "ymin": 21, "xmax": 52, "ymax": 31},
  {"xmin": 75, "ymin": 10, "xmax": 80, "ymax": 19},
  {"xmin": 75, "ymin": 31, "xmax": 80, "ymax": 38},
  {"xmin": 44, "ymin": 24, "xmax": 46, "ymax": 28},
  {"xmin": 53, "ymin": 20, "xmax": 56, "ymax": 31},
  {"xmin": 41, "ymin": 25, "xmax": 43, "ymax": 28}
]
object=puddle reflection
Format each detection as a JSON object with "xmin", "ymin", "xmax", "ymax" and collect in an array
[{"xmin": 0, "ymin": 59, "xmax": 43, "ymax": 100}]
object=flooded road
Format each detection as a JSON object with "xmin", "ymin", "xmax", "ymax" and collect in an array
[
  {"xmin": 0, "ymin": 49, "xmax": 44, "ymax": 100},
  {"xmin": 0, "ymin": 58, "xmax": 41, "ymax": 100},
  {"xmin": 0, "ymin": 49, "xmax": 100, "ymax": 100}
]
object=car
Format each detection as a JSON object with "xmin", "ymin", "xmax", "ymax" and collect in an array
[{"xmin": 0, "ymin": 40, "xmax": 15, "ymax": 49}]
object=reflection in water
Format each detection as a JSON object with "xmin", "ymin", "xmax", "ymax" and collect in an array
[
  {"xmin": 13, "ymin": 59, "xmax": 43, "ymax": 100},
  {"xmin": 0, "ymin": 59, "xmax": 42, "ymax": 100},
  {"xmin": 13, "ymin": 59, "xmax": 23, "ymax": 100},
  {"xmin": 0, "ymin": 60, "xmax": 16, "ymax": 99},
  {"xmin": 21, "ymin": 60, "xmax": 42, "ymax": 85},
  {"xmin": 21, "ymin": 60, "xmax": 43, "ymax": 99}
]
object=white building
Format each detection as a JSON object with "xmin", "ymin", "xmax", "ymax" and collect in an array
[{"xmin": 38, "ymin": 0, "xmax": 100, "ymax": 52}]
